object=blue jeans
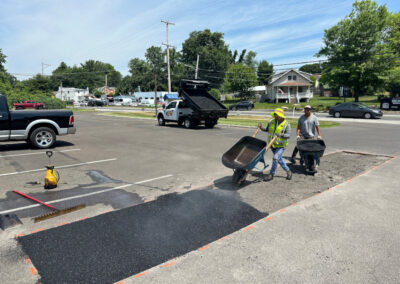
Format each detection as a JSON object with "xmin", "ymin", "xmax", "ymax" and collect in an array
[{"xmin": 270, "ymin": 147, "xmax": 290, "ymax": 175}]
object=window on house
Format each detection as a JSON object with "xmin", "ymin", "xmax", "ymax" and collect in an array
[
  {"xmin": 293, "ymin": 75, "xmax": 297, "ymax": 80},
  {"xmin": 288, "ymin": 76, "xmax": 292, "ymax": 80},
  {"xmin": 299, "ymin": 87, "xmax": 303, "ymax": 92}
]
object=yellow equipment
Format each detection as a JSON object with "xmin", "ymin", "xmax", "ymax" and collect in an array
[{"xmin": 44, "ymin": 151, "xmax": 59, "ymax": 189}]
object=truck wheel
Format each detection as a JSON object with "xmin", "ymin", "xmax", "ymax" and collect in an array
[
  {"xmin": 184, "ymin": 118, "xmax": 192, "ymax": 129},
  {"xmin": 205, "ymin": 121, "xmax": 215, "ymax": 128},
  {"xmin": 177, "ymin": 120, "xmax": 183, "ymax": 126},
  {"xmin": 16, "ymin": 106, "xmax": 24, "ymax": 110},
  {"xmin": 30, "ymin": 127, "xmax": 56, "ymax": 149},
  {"xmin": 158, "ymin": 115, "xmax": 165, "ymax": 126}
]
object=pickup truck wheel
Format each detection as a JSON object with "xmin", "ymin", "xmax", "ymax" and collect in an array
[
  {"xmin": 16, "ymin": 106, "xmax": 24, "ymax": 110},
  {"xmin": 30, "ymin": 127, "xmax": 56, "ymax": 149},
  {"xmin": 184, "ymin": 118, "xmax": 192, "ymax": 129},
  {"xmin": 205, "ymin": 121, "xmax": 215, "ymax": 128},
  {"xmin": 177, "ymin": 120, "xmax": 183, "ymax": 126},
  {"xmin": 158, "ymin": 115, "xmax": 165, "ymax": 126}
]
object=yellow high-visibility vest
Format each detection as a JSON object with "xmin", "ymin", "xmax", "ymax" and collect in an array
[{"xmin": 267, "ymin": 119, "xmax": 289, "ymax": 148}]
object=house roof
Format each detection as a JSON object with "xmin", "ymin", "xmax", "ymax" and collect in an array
[
  {"xmin": 270, "ymin": 69, "xmax": 312, "ymax": 84},
  {"xmin": 278, "ymin": 82, "xmax": 311, "ymax": 86}
]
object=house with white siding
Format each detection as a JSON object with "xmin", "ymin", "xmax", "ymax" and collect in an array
[
  {"xmin": 54, "ymin": 87, "xmax": 90, "ymax": 103},
  {"xmin": 266, "ymin": 69, "xmax": 314, "ymax": 103}
]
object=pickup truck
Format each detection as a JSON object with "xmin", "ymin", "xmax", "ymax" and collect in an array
[
  {"xmin": 0, "ymin": 94, "xmax": 76, "ymax": 148},
  {"xmin": 380, "ymin": 97, "xmax": 400, "ymax": 110},
  {"xmin": 157, "ymin": 79, "xmax": 228, "ymax": 128},
  {"xmin": 13, "ymin": 100, "xmax": 45, "ymax": 110}
]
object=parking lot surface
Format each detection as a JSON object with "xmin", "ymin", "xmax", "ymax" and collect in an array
[{"xmin": 1, "ymin": 112, "xmax": 399, "ymax": 283}]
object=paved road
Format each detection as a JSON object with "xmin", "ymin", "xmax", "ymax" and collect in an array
[{"xmin": 0, "ymin": 112, "xmax": 399, "ymax": 283}]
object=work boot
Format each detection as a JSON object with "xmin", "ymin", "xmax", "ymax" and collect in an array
[
  {"xmin": 290, "ymin": 156, "xmax": 296, "ymax": 164},
  {"xmin": 286, "ymin": 170, "xmax": 292, "ymax": 180},
  {"xmin": 263, "ymin": 174, "xmax": 274, "ymax": 181}
]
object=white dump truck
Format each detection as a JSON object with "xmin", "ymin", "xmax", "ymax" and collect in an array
[{"xmin": 157, "ymin": 79, "xmax": 228, "ymax": 129}]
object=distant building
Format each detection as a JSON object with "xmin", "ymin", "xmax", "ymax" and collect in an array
[
  {"xmin": 55, "ymin": 87, "xmax": 90, "ymax": 102},
  {"xmin": 133, "ymin": 91, "xmax": 178, "ymax": 105},
  {"xmin": 97, "ymin": 86, "xmax": 116, "ymax": 95},
  {"xmin": 266, "ymin": 69, "xmax": 314, "ymax": 103}
]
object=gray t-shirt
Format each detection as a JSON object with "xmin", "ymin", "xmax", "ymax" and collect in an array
[{"xmin": 298, "ymin": 114, "xmax": 319, "ymax": 138}]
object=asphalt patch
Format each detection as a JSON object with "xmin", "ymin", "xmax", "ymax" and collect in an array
[{"xmin": 18, "ymin": 189, "xmax": 267, "ymax": 284}]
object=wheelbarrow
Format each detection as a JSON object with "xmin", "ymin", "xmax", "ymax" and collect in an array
[
  {"xmin": 297, "ymin": 139, "xmax": 326, "ymax": 175},
  {"xmin": 222, "ymin": 128, "xmax": 277, "ymax": 185}
]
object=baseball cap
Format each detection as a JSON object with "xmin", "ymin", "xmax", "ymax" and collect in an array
[{"xmin": 304, "ymin": 105, "xmax": 312, "ymax": 109}]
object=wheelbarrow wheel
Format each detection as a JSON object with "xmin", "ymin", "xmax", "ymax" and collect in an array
[{"xmin": 232, "ymin": 169, "xmax": 248, "ymax": 185}]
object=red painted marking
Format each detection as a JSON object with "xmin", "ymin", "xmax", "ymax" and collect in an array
[
  {"xmin": 144, "ymin": 199, "xmax": 153, "ymax": 203},
  {"xmin": 162, "ymin": 261, "xmax": 177, "ymax": 268},
  {"xmin": 58, "ymin": 222, "xmax": 69, "ymax": 226},
  {"xmin": 25, "ymin": 257, "xmax": 31, "ymax": 264},
  {"xmin": 15, "ymin": 233, "xmax": 25, "ymax": 238},
  {"xmin": 31, "ymin": 228, "xmax": 45, "ymax": 234},
  {"xmin": 219, "ymin": 235, "xmax": 231, "ymax": 241},
  {"xmin": 79, "ymin": 217, "xmax": 89, "ymax": 221},
  {"xmin": 134, "ymin": 271, "xmax": 148, "ymax": 278},
  {"xmin": 292, "ymin": 202, "xmax": 297, "ymax": 206},
  {"xmin": 115, "ymin": 281, "xmax": 124, "ymax": 284},
  {"xmin": 316, "ymin": 193, "xmax": 321, "ymax": 196},
  {"xmin": 265, "ymin": 216, "xmax": 273, "ymax": 221},
  {"xmin": 198, "ymin": 245, "xmax": 210, "ymax": 251},
  {"xmin": 103, "ymin": 210, "xmax": 112, "ymax": 214},
  {"xmin": 243, "ymin": 225, "xmax": 254, "ymax": 231},
  {"xmin": 30, "ymin": 267, "xmax": 37, "ymax": 275},
  {"xmin": 279, "ymin": 208, "xmax": 286, "ymax": 213}
]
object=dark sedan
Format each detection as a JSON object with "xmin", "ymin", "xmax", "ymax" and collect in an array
[
  {"xmin": 229, "ymin": 101, "xmax": 254, "ymax": 111},
  {"xmin": 329, "ymin": 102, "xmax": 383, "ymax": 119}
]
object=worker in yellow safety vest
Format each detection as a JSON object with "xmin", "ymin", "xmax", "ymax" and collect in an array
[{"xmin": 258, "ymin": 108, "xmax": 292, "ymax": 181}]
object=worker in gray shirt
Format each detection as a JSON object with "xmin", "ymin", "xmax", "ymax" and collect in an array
[{"xmin": 290, "ymin": 105, "xmax": 322, "ymax": 164}]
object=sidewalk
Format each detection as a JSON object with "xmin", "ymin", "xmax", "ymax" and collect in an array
[{"xmin": 128, "ymin": 156, "xmax": 400, "ymax": 283}]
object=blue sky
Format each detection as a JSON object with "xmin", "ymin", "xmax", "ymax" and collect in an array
[{"xmin": 0, "ymin": 0, "xmax": 399, "ymax": 79}]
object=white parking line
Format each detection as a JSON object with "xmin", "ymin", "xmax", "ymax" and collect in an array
[
  {"xmin": 0, "ymin": 148, "xmax": 81, "ymax": 158},
  {"xmin": 0, "ymin": 174, "xmax": 173, "ymax": 214},
  {"xmin": 0, "ymin": 158, "xmax": 117, "ymax": 177}
]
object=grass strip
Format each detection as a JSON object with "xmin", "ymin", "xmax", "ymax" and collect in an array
[{"xmin": 101, "ymin": 112, "xmax": 340, "ymax": 128}]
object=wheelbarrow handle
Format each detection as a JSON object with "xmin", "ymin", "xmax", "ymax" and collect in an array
[
  {"xmin": 265, "ymin": 136, "xmax": 278, "ymax": 152},
  {"xmin": 252, "ymin": 127, "xmax": 260, "ymax": 137}
]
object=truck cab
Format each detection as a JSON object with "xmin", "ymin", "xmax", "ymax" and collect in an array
[{"xmin": 158, "ymin": 100, "xmax": 194, "ymax": 127}]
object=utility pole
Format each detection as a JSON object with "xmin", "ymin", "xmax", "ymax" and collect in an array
[
  {"xmin": 195, "ymin": 54, "xmax": 199, "ymax": 79},
  {"xmin": 41, "ymin": 62, "xmax": 51, "ymax": 75},
  {"xmin": 161, "ymin": 20, "xmax": 175, "ymax": 93}
]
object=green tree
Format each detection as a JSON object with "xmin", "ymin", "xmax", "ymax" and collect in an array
[
  {"xmin": 244, "ymin": 51, "xmax": 257, "ymax": 70},
  {"xmin": 257, "ymin": 60, "xmax": 274, "ymax": 85},
  {"xmin": 0, "ymin": 48, "xmax": 6, "ymax": 73},
  {"xmin": 181, "ymin": 29, "xmax": 231, "ymax": 88},
  {"xmin": 317, "ymin": 0, "xmax": 391, "ymax": 102},
  {"xmin": 384, "ymin": 13, "xmax": 400, "ymax": 96},
  {"xmin": 299, "ymin": 63, "xmax": 322, "ymax": 74},
  {"xmin": 145, "ymin": 46, "xmax": 167, "ymax": 92},
  {"xmin": 223, "ymin": 63, "xmax": 258, "ymax": 99}
]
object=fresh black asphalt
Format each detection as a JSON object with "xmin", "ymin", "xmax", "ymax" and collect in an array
[{"xmin": 18, "ymin": 189, "xmax": 267, "ymax": 284}]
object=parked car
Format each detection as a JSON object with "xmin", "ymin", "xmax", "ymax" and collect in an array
[
  {"xmin": 13, "ymin": 100, "xmax": 45, "ymax": 110},
  {"xmin": 329, "ymin": 102, "xmax": 383, "ymax": 119},
  {"xmin": 0, "ymin": 94, "xmax": 76, "ymax": 148},
  {"xmin": 229, "ymin": 101, "xmax": 254, "ymax": 111},
  {"xmin": 87, "ymin": 99, "xmax": 106, "ymax": 107}
]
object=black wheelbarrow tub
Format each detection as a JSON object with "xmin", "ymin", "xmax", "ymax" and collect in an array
[
  {"xmin": 297, "ymin": 139, "xmax": 326, "ymax": 157},
  {"xmin": 222, "ymin": 136, "xmax": 267, "ymax": 170}
]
